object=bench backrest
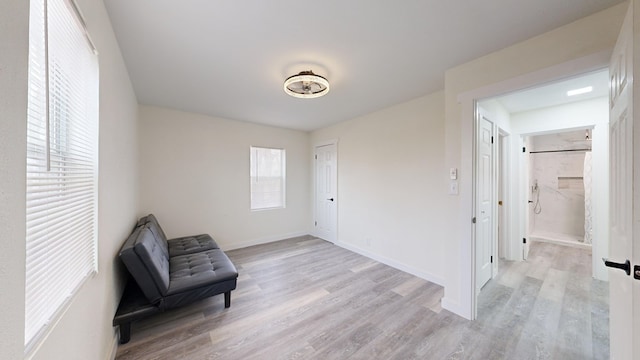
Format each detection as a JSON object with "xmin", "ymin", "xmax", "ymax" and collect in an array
[
  {"xmin": 136, "ymin": 214, "xmax": 170, "ymax": 258},
  {"xmin": 119, "ymin": 225, "xmax": 170, "ymax": 304}
]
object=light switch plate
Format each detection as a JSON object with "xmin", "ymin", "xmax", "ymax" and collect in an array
[
  {"xmin": 449, "ymin": 180, "xmax": 459, "ymax": 195},
  {"xmin": 450, "ymin": 167, "xmax": 457, "ymax": 180}
]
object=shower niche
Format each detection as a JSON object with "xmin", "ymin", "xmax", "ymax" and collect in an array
[{"xmin": 527, "ymin": 130, "xmax": 592, "ymax": 247}]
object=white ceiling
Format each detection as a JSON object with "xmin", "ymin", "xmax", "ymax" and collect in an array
[
  {"xmin": 493, "ymin": 69, "xmax": 610, "ymax": 114},
  {"xmin": 104, "ymin": 0, "xmax": 624, "ymax": 131}
]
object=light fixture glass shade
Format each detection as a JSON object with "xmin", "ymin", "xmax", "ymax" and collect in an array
[{"xmin": 284, "ymin": 70, "xmax": 330, "ymax": 99}]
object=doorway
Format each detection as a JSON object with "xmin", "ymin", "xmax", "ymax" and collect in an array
[
  {"xmin": 526, "ymin": 130, "xmax": 594, "ymax": 250},
  {"xmin": 314, "ymin": 141, "xmax": 338, "ymax": 243},
  {"xmin": 472, "ymin": 69, "xmax": 611, "ymax": 354},
  {"xmin": 476, "ymin": 68, "xmax": 609, "ymax": 278}
]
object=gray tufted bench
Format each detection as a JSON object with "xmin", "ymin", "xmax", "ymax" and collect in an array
[{"xmin": 113, "ymin": 214, "xmax": 238, "ymax": 344}]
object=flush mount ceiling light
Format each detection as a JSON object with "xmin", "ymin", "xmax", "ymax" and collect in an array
[{"xmin": 283, "ymin": 70, "xmax": 330, "ymax": 99}]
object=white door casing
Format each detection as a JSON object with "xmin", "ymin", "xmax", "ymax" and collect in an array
[
  {"xmin": 608, "ymin": 2, "xmax": 638, "ymax": 359},
  {"xmin": 498, "ymin": 133, "xmax": 508, "ymax": 266},
  {"xmin": 315, "ymin": 143, "xmax": 337, "ymax": 243},
  {"xmin": 476, "ymin": 107, "xmax": 495, "ymax": 291},
  {"xmin": 522, "ymin": 136, "xmax": 531, "ymax": 260}
]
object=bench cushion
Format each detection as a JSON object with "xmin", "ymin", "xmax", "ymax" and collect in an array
[
  {"xmin": 138, "ymin": 214, "xmax": 220, "ymax": 256},
  {"xmin": 168, "ymin": 249, "xmax": 237, "ymax": 295},
  {"xmin": 168, "ymin": 234, "xmax": 219, "ymax": 256}
]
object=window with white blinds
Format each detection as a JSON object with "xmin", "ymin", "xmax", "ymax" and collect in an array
[
  {"xmin": 25, "ymin": 0, "xmax": 99, "ymax": 351},
  {"xmin": 250, "ymin": 147, "xmax": 286, "ymax": 210}
]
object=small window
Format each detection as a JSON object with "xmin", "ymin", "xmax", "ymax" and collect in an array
[{"xmin": 250, "ymin": 147, "xmax": 286, "ymax": 210}]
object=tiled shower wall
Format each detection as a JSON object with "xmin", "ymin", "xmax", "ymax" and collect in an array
[{"xmin": 529, "ymin": 130, "xmax": 589, "ymax": 242}]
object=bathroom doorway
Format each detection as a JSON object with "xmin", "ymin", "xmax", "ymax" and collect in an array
[
  {"xmin": 526, "ymin": 130, "xmax": 594, "ymax": 250},
  {"xmin": 473, "ymin": 69, "xmax": 611, "ymax": 357},
  {"xmin": 477, "ymin": 68, "xmax": 610, "ymax": 280}
]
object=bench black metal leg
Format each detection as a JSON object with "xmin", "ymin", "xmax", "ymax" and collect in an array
[
  {"xmin": 119, "ymin": 322, "xmax": 131, "ymax": 344},
  {"xmin": 224, "ymin": 291, "xmax": 231, "ymax": 308}
]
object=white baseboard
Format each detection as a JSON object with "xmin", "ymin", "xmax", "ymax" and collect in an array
[
  {"xmin": 106, "ymin": 331, "xmax": 118, "ymax": 360},
  {"xmin": 334, "ymin": 241, "xmax": 445, "ymax": 286},
  {"xmin": 441, "ymin": 297, "xmax": 471, "ymax": 320},
  {"xmin": 223, "ymin": 231, "xmax": 310, "ymax": 250}
]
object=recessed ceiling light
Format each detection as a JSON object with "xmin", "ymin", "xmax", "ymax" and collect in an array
[
  {"xmin": 567, "ymin": 86, "xmax": 593, "ymax": 97},
  {"xmin": 284, "ymin": 70, "xmax": 330, "ymax": 99}
]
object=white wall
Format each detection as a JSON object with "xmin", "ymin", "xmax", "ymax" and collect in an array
[
  {"xmin": 443, "ymin": 4, "xmax": 626, "ymax": 318},
  {"xmin": 511, "ymin": 97, "xmax": 610, "ymax": 134},
  {"xmin": 138, "ymin": 106, "xmax": 311, "ymax": 250},
  {"xmin": 0, "ymin": 0, "xmax": 140, "ymax": 359},
  {"xmin": 0, "ymin": 1, "xmax": 29, "ymax": 358},
  {"xmin": 310, "ymin": 92, "xmax": 447, "ymax": 285},
  {"xmin": 480, "ymin": 99, "xmax": 512, "ymax": 133}
]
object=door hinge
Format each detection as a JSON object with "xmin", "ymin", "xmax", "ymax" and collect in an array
[
  {"xmin": 315, "ymin": 221, "xmax": 317, "ymax": 226},
  {"xmin": 491, "ymin": 256, "xmax": 493, "ymax": 263},
  {"xmin": 315, "ymin": 155, "xmax": 317, "ymax": 160},
  {"xmin": 522, "ymin": 147, "xmax": 526, "ymax": 153},
  {"xmin": 523, "ymin": 238, "xmax": 527, "ymax": 244},
  {"xmin": 472, "ymin": 217, "xmax": 476, "ymax": 224},
  {"xmin": 491, "ymin": 136, "xmax": 494, "ymax": 144}
]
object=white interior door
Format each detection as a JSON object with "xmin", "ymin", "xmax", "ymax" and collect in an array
[
  {"xmin": 315, "ymin": 143, "xmax": 337, "ymax": 243},
  {"xmin": 607, "ymin": 2, "xmax": 639, "ymax": 359},
  {"xmin": 476, "ymin": 107, "xmax": 495, "ymax": 290}
]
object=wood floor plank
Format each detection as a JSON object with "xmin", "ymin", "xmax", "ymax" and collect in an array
[
  {"xmin": 553, "ymin": 273, "xmax": 594, "ymax": 359},
  {"xmin": 115, "ymin": 238, "xmax": 608, "ymax": 360},
  {"xmin": 391, "ymin": 276, "xmax": 428, "ymax": 296},
  {"xmin": 590, "ymin": 279, "xmax": 610, "ymax": 360}
]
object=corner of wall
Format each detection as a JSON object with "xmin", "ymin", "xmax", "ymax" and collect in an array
[
  {"xmin": 105, "ymin": 331, "xmax": 119, "ymax": 360},
  {"xmin": 0, "ymin": 0, "xmax": 30, "ymax": 357}
]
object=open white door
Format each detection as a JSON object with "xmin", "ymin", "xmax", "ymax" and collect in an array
[
  {"xmin": 315, "ymin": 143, "xmax": 337, "ymax": 243},
  {"xmin": 476, "ymin": 107, "xmax": 496, "ymax": 290},
  {"xmin": 607, "ymin": 2, "xmax": 640, "ymax": 359}
]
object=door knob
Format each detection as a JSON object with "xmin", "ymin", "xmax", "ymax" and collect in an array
[
  {"xmin": 602, "ymin": 258, "xmax": 631, "ymax": 276},
  {"xmin": 327, "ymin": 198, "xmax": 334, "ymax": 202}
]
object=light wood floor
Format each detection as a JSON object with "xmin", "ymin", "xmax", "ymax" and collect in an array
[{"xmin": 115, "ymin": 236, "xmax": 608, "ymax": 360}]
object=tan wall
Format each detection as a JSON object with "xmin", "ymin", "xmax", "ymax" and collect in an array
[
  {"xmin": 311, "ymin": 92, "xmax": 447, "ymax": 284},
  {"xmin": 138, "ymin": 105, "xmax": 311, "ymax": 250},
  {"xmin": 0, "ymin": 0, "xmax": 29, "ymax": 358}
]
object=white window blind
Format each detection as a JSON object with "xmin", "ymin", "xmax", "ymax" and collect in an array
[
  {"xmin": 250, "ymin": 147, "xmax": 286, "ymax": 210},
  {"xmin": 25, "ymin": 0, "xmax": 99, "ymax": 351}
]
